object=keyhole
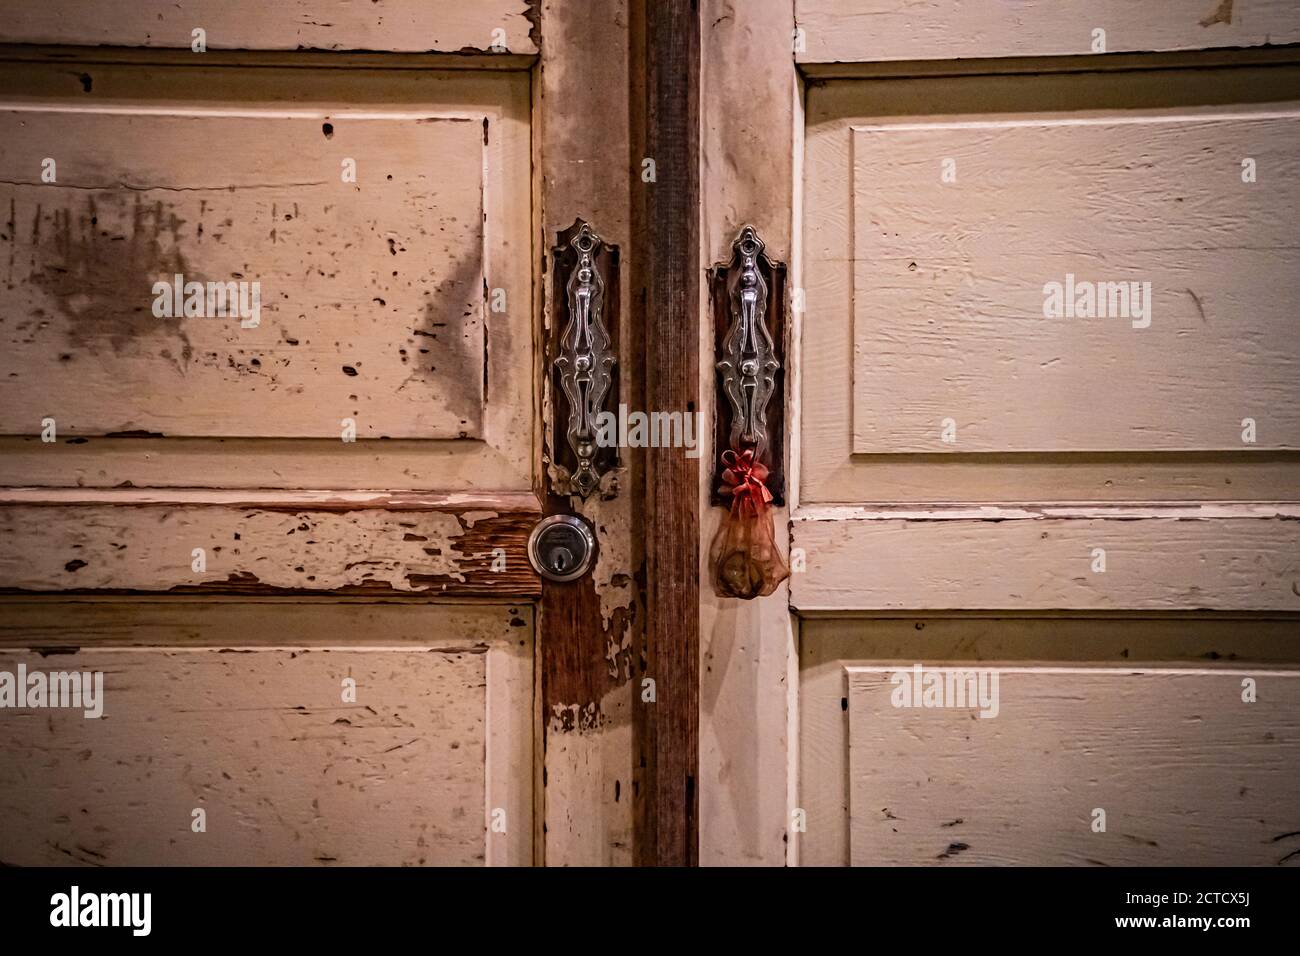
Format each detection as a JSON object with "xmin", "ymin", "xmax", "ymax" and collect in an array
[{"xmin": 528, "ymin": 515, "xmax": 595, "ymax": 582}]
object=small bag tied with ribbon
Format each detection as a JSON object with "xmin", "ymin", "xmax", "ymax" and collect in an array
[{"xmin": 710, "ymin": 448, "xmax": 790, "ymax": 599}]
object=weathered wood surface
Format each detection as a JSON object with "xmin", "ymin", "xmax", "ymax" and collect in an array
[
  {"xmin": 802, "ymin": 64, "xmax": 1300, "ymax": 502},
  {"xmin": 799, "ymin": 616, "xmax": 1300, "ymax": 866},
  {"xmin": 792, "ymin": 506, "xmax": 1300, "ymax": 612},
  {"xmin": 3, "ymin": 110, "xmax": 490, "ymax": 440},
  {"xmin": 0, "ymin": 503, "xmax": 542, "ymax": 597},
  {"xmin": 846, "ymin": 665, "xmax": 1300, "ymax": 865},
  {"xmin": 0, "ymin": 0, "xmax": 539, "ymax": 54},
  {"xmin": 698, "ymin": 0, "xmax": 799, "ymax": 867},
  {"xmin": 849, "ymin": 115, "xmax": 1300, "ymax": 453},
  {"xmin": 0, "ymin": 58, "xmax": 533, "ymax": 491},
  {"xmin": 534, "ymin": 0, "xmax": 638, "ymax": 867},
  {"xmin": 0, "ymin": 600, "xmax": 533, "ymax": 866},
  {"xmin": 635, "ymin": 0, "xmax": 701, "ymax": 868},
  {"xmin": 796, "ymin": 0, "xmax": 1300, "ymax": 63}
]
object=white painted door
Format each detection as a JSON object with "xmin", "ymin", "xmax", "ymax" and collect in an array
[
  {"xmin": 792, "ymin": 1, "xmax": 1300, "ymax": 866},
  {"xmin": 0, "ymin": 2, "xmax": 606, "ymax": 867},
  {"xmin": 696, "ymin": 0, "xmax": 1300, "ymax": 866}
]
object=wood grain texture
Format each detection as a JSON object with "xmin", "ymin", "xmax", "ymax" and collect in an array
[
  {"xmin": 799, "ymin": 615, "xmax": 1300, "ymax": 866},
  {"xmin": 847, "ymin": 665, "xmax": 1300, "ymax": 865},
  {"xmin": 0, "ymin": 57, "xmax": 533, "ymax": 491},
  {"xmin": 535, "ymin": 0, "xmax": 637, "ymax": 866},
  {"xmin": 0, "ymin": 0, "xmax": 540, "ymax": 54},
  {"xmin": 0, "ymin": 600, "xmax": 533, "ymax": 866},
  {"xmin": 0, "ymin": 503, "xmax": 541, "ymax": 597},
  {"xmin": 802, "ymin": 64, "xmax": 1300, "ymax": 503},
  {"xmin": 796, "ymin": 0, "xmax": 1300, "ymax": 64},
  {"xmin": 699, "ymin": 0, "xmax": 799, "ymax": 868},
  {"xmin": 849, "ymin": 115, "xmax": 1300, "ymax": 453},
  {"xmin": 791, "ymin": 506, "xmax": 1300, "ymax": 612},
  {"xmin": 2, "ymin": 110, "xmax": 488, "ymax": 440},
  {"xmin": 634, "ymin": 0, "xmax": 700, "ymax": 867}
]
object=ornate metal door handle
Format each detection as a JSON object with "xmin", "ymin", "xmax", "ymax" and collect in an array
[
  {"xmin": 717, "ymin": 225, "xmax": 779, "ymax": 465},
  {"xmin": 553, "ymin": 222, "xmax": 617, "ymax": 498}
]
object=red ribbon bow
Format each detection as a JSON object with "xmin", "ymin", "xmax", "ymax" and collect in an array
[{"xmin": 719, "ymin": 448, "xmax": 773, "ymax": 516}]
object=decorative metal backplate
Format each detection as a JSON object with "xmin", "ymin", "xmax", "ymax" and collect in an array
[
  {"xmin": 716, "ymin": 226, "xmax": 780, "ymax": 464},
  {"xmin": 554, "ymin": 222, "xmax": 616, "ymax": 498}
]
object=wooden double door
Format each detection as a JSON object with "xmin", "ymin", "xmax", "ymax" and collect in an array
[{"xmin": 2, "ymin": 1, "xmax": 1299, "ymax": 866}]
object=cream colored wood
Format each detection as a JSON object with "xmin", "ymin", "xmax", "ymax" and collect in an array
[
  {"xmin": 0, "ymin": 58, "xmax": 533, "ymax": 491},
  {"xmin": 802, "ymin": 63, "xmax": 1300, "ymax": 502},
  {"xmin": 849, "ymin": 114, "xmax": 1300, "ymax": 454},
  {"xmin": 792, "ymin": 505, "xmax": 1300, "ymax": 612},
  {"xmin": 0, "ymin": 500, "xmax": 537, "ymax": 594},
  {"xmin": 799, "ymin": 615, "xmax": 1300, "ymax": 866},
  {"xmin": 847, "ymin": 664, "xmax": 1300, "ymax": 865},
  {"xmin": 698, "ymin": 0, "xmax": 801, "ymax": 867},
  {"xmin": 534, "ymin": 0, "xmax": 636, "ymax": 867},
  {"xmin": 0, "ymin": 0, "xmax": 538, "ymax": 54},
  {"xmin": 0, "ymin": 599, "xmax": 533, "ymax": 866},
  {"xmin": 795, "ymin": 0, "xmax": 1300, "ymax": 64}
]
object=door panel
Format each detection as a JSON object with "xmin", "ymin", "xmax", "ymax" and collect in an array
[
  {"xmin": 843, "ymin": 664, "xmax": 1300, "ymax": 866},
  {"xmin": 802, "ymin": 64, "xmax": 1300, "ymax": 503},
  {"xmin": 0, "ymin": 1, "xmax": 554, "ymax": 868},
  {"xmin": 848, "ymin": 116, "xmax": 1300, "ymax": 455},
  {"xmin": 799, "ymin": 617, "xmax": 1300, "ymax": 866},
  {"xmin": 0, "ymin": 59, "xmax": 533, "ymax": 491},
  {"xmin": 0, "ymin": 600, "xmax": 533, "ymax": 866},
  {"xmin": 796, "ymin": 0, "xmax": 1300, "ymax": 63},
  {"xmin": 792, "ymin": 507, "xmax": 1300, "ymax": 612},
  {"xmin": 0, "ymin": 0, "xmax": 539, "ymax": 54},
  {"xmin": 787, "ymin": 3, "xmax": 1300, "ymax": 869}
]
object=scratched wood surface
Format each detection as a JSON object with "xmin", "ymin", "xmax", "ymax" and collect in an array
[
  {"xmin": 0, "ymin": 0, "xmax": 539, "ymax": 54},
  {"xmin": 802, "ymin": 63, "xmax": 1300, "ymax": 502},
  {"xmin": 0, "ymin": 600, "xmax": 533, "ymax": 866},
  {"xmin": 0, "ymin": 58, "xmax": 533, "ymax": 491},
  {"xmin": 698, "ymin": 0, "xmax": 799, "ymax": 867},
  {"xmin": 848, "ymin": 115, "xmax": 1300, "ymax": 454},
  {"xmin": 0, "ymin": 501, "xmax": 541, "ymax": 596},
  {"xmin": 532, "ymin": 0, "xmax": 638, "ymax": 867},
  {"xmin": 799, "ymin": 616, "xmax": 1300, "ymax": 866},
  {"xmin": 795, "ymin": 0, "xmax": 1300, "ymax": 63},
  {"xmin": 791, "ymin": 506, "xmax": 1300, "ymax": 612},
  {"xmin": 845, "ymin": 665, "xmax": 1300, "ymax": 866}
]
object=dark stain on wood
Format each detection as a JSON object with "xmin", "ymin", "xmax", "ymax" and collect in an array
[{"xmin": 31, "ymin": 195, "xmax": 194, "ymax": 367}]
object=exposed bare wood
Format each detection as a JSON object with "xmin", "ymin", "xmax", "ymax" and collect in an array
[
  {"xmin": 634, "ymin": 0, "xmax": 700, "ymax": 867},
  {"xmin": 535, "ymin": 0, "xmax": 637, "ymax": 867},
  {"xmin": 0, "ymin": 489, "xmax": 540, "ymax": 511},
  {"xmin": 0, "ymin": 1, "xmax": 540, "ymax": 55},
  {"xmin": 0, "ymin": 505, "xmax": 541, "ymax": 597},
  {"xmin": 795, "ymin": 0, "xmax": 1300, "ymax": 64}
]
